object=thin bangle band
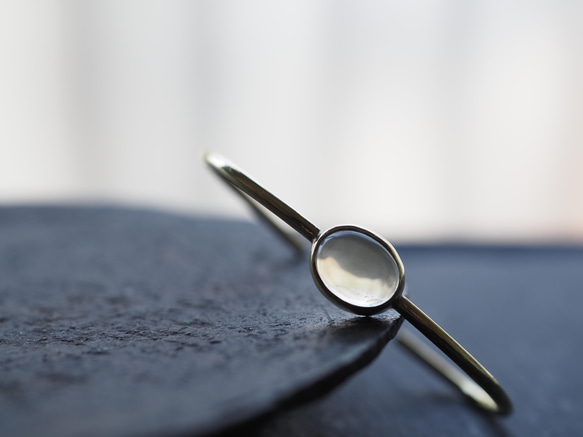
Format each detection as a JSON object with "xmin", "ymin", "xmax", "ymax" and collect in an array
[{"xmin": 204, "ymin": 152, "xmax": 513, "ymax": 416}]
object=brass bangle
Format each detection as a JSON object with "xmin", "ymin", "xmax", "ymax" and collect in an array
[{"xmin": 204, "ymin": 152, "xmax": 513, "ymax": 416}]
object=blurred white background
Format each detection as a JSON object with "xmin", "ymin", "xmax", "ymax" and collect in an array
[{"xmin": 1, "ymin": 1, "xmax": 582, "ymax": 242}]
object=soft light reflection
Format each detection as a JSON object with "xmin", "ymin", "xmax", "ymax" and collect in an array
[{"xmin": 315, "ymin": 231, "xmax": 399, "ymax": 308}]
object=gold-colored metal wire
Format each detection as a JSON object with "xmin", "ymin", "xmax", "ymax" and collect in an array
[{"xmin": 204, "ymin": 152, "xmax": 513, "ymax": 416}]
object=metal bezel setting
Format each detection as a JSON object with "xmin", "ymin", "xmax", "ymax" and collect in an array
[{"xmin": 310, "ymin": 225, "xmax": 405, "ymax": 316}]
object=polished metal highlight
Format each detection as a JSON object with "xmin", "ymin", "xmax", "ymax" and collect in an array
[{"xmin": 204, "ymin": 152, "xmax": 513, "ymax": 416}]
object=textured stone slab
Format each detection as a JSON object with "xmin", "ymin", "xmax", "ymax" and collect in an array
[{"xmin": 0, "ymin": 206, "xmax": 401, "ymax": 437}]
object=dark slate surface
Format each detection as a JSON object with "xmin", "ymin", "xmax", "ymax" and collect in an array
[
  {"xmin": 0, "ymin": 206, "xmax": 402, "ymax": 437},
  {"xmin": 248, "ymin": 245, "xmax": 583, "ymax": 437}
]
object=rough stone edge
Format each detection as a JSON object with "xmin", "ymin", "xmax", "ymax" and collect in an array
[{"xmin": 199, "ymin": 314, "xmax": 404, "ymax": 437}]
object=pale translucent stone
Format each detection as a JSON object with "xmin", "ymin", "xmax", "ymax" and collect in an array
[{"xmin": 315, "ymin": 230, "xmax": 399, "ymax": 308}]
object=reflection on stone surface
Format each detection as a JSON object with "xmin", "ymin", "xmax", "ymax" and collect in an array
[{"xmin": 315, "ymin": 230, "xmax": 399, "ymax": 308}]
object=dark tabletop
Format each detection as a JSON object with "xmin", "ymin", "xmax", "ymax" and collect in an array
[
  {"xmin": 250, "ymin": 244, "xmax": 583, "ymax": 437},
  {"xmin": 1, "ymin": 206, "xmax": 581, "ymax": 437}
]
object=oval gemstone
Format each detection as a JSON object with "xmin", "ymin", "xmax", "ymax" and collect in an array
[{"xmin": 314, "ymin": 230, "xmax": 400, "ymax": 308}]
